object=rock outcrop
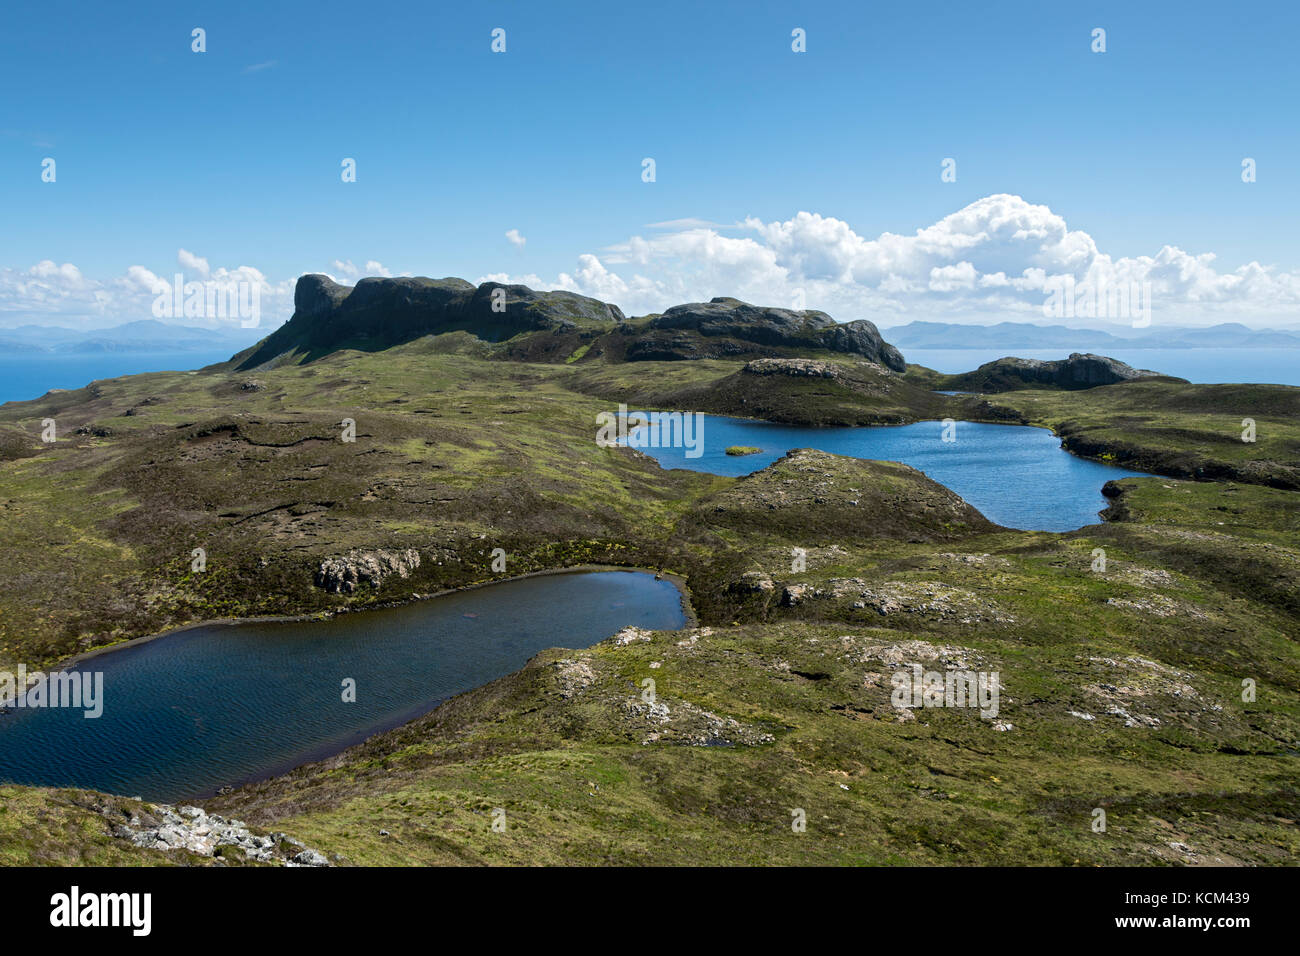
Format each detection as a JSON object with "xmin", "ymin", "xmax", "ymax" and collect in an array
[
  {"xmin": 236, "ymin": 275, "xmax": 625, "ymax": 368},
  {"xmin": 315, "ymin": 548, "xmax": 421, "ymax": 593},
  {"xmin": 743, "ymin": 357, "xmax": 842, "ymax": 378},
  {"xmin": 936, "ymin": 353, "xmax": 1186, "ymax": 392},
  {"xmin": 624, "ymin": 298, "xmax": 905, "ymax": 370},
  {"xmin": 98, "ymin": 800, "xmax": 331, "ymax": 866},
  {"xmin": 233, "ymin": 276, "xmax": 906, "ymax": 371}
]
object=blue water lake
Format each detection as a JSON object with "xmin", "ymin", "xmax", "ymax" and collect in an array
[
  {"xmin": 0, "ymin": 571, "xmax": 686, "ymax": 802},
  {"xmin": 628, "ymin": 415, "xmax": 1143, "ymax": 532}
]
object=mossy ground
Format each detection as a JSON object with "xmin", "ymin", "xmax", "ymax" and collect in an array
[
  {"xmin": 957, "ymin": 381, "xmax": 1300, "ymax": 489},
  {"xmin": 0, "ymin": 347, "xmax": 1296, "ymax": 865}
]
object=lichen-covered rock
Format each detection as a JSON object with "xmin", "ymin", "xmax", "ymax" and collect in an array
[
  {"xmin": 314, "ymin": 548, "xmax": 421, "ymax": 593},
  {"xmin": 743, "ymin": 357, "xmax": 840, "ymax": 378},
  {"xmin": 96, "ymin": 800, "xmax": 330, "ymax": 866}
]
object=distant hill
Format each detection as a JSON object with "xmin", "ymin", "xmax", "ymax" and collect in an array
[
  {"xmin": 231, "ymin": 275, "xmax": 906, "ymax": 371},
  {"xmin": 884, "ymin": 320, "xmax": 1300, "ymax": 350},
  {"xmin": 0, "ymin": 320, "xmax": 262, "ymax": 354},
  {"xmin": 906, "ymin": 352, "xmax": 1189, "ymax": 392}
]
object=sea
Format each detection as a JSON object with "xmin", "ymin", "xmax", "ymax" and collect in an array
[{"xmin": 0, "ymin": 347, "xmax": 1294, "ymax": 406}]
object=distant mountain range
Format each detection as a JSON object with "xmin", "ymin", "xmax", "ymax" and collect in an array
[
  {"xmin": 0, "ymin": 320, "xmax": 264, "ymax": 354},
  {"xmin": 881, "ymin": 321, "xmax": 1300, "ymax": 350}
]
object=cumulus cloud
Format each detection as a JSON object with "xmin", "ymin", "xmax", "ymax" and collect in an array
[
  {"xmin": 3, "ymin": 199, "xmax": 1298, "ymax": 332},
  {"xmin": 0, "ymin": 251, "xmax": 296, "ymax": 330},
  {"xmin": 178, "ymin": 248, "xmax": 210, "ymax": 278},
  {"xmin": 487, "ymin": 194, "xmax": 1300, "ymax": 326},
  {"xmin": 505, "ymin": 229, "xmax": 526, "ymax": 249}
]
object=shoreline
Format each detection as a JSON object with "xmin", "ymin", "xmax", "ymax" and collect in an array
[
  {"xmin": 58, "ymin": 563, "xmax": 697, "ymax": 672},
  {"xmin": 5, "ymin": 565, "xmax": 696, "ymax": 801}
]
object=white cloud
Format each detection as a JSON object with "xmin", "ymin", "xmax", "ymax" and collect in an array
[
  {"xmin": 0, "ymin": 252, "xmax": 295, "ymax": 330},
  {"xmin": 928, "ymin": 262, "xmax": 978, "ymax": 293},
  {"xmin": 486, "ymin": 194, "xmax": 1300, "ymax": 326},
  {"xmin": 178, "ymin": 248, "xmax": 210, "ymax": 278},
  {"xmin": 644, "ymin": 217, "xmax": 739, "ymax": 231},
  {"xmin": 505, "ymin": 229, "xmax": 526, "ymax": 249},
  {"xmin": 4, "ymin": 199, "xmax": 1299, "ymax": 332},
  {"xmin": 329, "ymin": 259, "xmax": 395, "ymax": 282}
]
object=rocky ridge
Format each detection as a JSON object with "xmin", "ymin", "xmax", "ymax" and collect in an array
[
  {"xmin": 233, "ymin": 276, "xmax": 906, "ymax": 371},
  {"xmin": 930, "ymin": 352, "xmax": 1187, "ymax": 392}
]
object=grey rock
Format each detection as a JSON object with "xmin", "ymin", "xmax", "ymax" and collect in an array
[
  {"xmin": 315, "ymin": 548, "xmax": 421, "ymax": 594},
  {"xmin": 292, "ymin": 849, "xmax": 330, "ymax": 867},
  {"xmin": 99, "ymin": 800, "xmax": 330, "ymax": 867}
]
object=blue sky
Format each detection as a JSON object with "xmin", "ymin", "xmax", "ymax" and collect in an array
[{"xmin": 2, "ymin": 0, "xmax": 1297, "ymax": 329}]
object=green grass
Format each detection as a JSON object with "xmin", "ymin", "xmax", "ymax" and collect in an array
[
  {"xmin": 0, "ymin": 348, "xmax": 1296, "ymax": 865},
  {"xmin": 957, "ymin": 381, "xmax": 1300, "ymax": 489}
]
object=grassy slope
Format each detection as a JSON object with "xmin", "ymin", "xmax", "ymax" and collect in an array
[
  {"xmin": 566, "ymin": 356, "xmax": 950, "ymax": 425},
  {"xmin": 0, "ymin": 347, "xmax": 1296, "ymax": 865},
  {"xmin": 955, "ymin": 381, "xmax": 1300, "ymax": 489}
]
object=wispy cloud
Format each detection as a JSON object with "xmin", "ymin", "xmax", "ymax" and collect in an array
[
  {"xmin": 241, "ymin": 60, "xmax": 278, "ymax": 74},
  {"xmin": 644, "ymin": 218, "xmax": 739, "ymax": 231}
]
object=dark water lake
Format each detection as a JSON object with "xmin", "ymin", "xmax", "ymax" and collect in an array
[
  {"xmin": 630, "ymin": 416, "xmax": 1143, "ymax": 532},
  {"xmin": 0, "ymin": 571, "xmax": 686, "ymax": 802}
]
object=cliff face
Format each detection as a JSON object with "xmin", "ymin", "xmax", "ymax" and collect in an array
[
  {"xmin": 235, "ymin": 275, "xmax": 624, "ymax": 369},
  {"xmin": 233, "ymin": 276, "xmax": 906, "ymax": 371}
]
